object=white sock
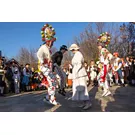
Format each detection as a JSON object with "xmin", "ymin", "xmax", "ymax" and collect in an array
[
  {"xmin": 0, "ymin": 87, "xmax": 4, "ymax": 94},
  {"xmin": 132, "ymin": 80, "xmax": 135, "ymax": 84},
  {"xmin": 105, "ymin": 81, "xmax": 109, "ymax": 89},
  {"xmin": 121, "ymin": 79, "xmax": 124, "ymax": 84},
  {"xmin": 116, "ymin": 79, "xmax": 118, "ymax": 84}
]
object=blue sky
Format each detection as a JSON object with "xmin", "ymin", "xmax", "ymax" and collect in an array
[
  {"xmin": 0, "ymin": 22, "xmax": 89, "ymax": 58},
  {"xmin": 0, "ymin": 22, "xmax": 125, "ymax": 58}
]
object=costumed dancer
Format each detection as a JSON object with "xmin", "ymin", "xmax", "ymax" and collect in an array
[
  {"xmin": 97, "ymin": 62, "xmax": 106, "ymax": 89},
  {"xmin": 52, "ymin": 45, "xmax": 68, "ymax": 96},
  {"xmin": 69, "ymin": 44, "xmax": 92, "ymax": 110},
  {"xmin": 113, "ymin": 52, "xmax": 125, "ymax": 87},
  {"xmin": 97, "ymin": 32, "xmax": 113, "ymax": 96},
  {"xmin": 107, "ymin": 59, "xmax": 114, "ymax": 87},
  {"xmin": 37, "ymin": 24, "xmax": 58, "ymax": 105}
]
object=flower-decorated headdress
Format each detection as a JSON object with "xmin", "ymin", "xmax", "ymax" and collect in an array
[
  {"xmin": 97, "ymin": 32, "xmax": 111, "ymax": 48},
  {"xmin": 41, "ymin": 23, "xmax": 56, "ymax": 43}
]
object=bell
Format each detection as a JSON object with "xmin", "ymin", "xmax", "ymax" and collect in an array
[
  {"xmin": 49, "ymin": 25, "xmax": 52, "ymax": 28},
  {"xmin": 41, "ymin": 31, "xmax": 44, "ymax": 34},
  {"xmin": 53, "ymin": 32, "xmax": 56, "ymax": 35},
  {"xmin": 42, "ymin": 34, "xmax": 45, "ymax": 38},
  {"xmin": 41, "ymin": 28, "xmax": 45, "ymax": 31}
]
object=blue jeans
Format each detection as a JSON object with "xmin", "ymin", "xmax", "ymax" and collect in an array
[{"xmin": 117, "ymin": 69, "xmax": 123, "ymax": 79}]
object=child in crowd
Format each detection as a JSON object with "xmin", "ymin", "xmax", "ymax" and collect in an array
[{"xmin": 90, "ymin": 60, "xmax": 97, "ymax": 86}]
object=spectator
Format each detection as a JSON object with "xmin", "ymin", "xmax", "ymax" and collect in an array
[
  {"xmin": 125, "ymin": 56, "xmax": 131, "ymax": 84},
  {"xmin": 130, "ymin": 57, "xmax": 135, "ymax": 86},
  {"xmin": 67, "ymin": 64, "xmax": 73, "ymax": 88},
  {"xmin": 121, "ymin": 58, "xmax": 126, "ymax": 83},
  {"xmin": 22, "ymin": 63, "xmax": 31, "ymax": 91},
  {"xmin": 4, "ymin": 62, "xmax": 13, "ymax": 93},
  {"xmin": 0, "ymin": 64, "xmax": 5, "ymax": 96},
  {"xmin": 13, "ymin": 66, "xmax": 20, "ymax": 94},
  {"xmin": 90, "ymin": 60, "xmax": 97, "ymax": 86},
  {"xmin": 19, "ymin": 64, "xmax": 24, "ymax": 92},
  {"xmin": 84, "ymin": 61, "xmax": 90, "ymax": 85},
  {"xmin": 31, "ymin": 68, "xmax": 38, "ymax": 91}
]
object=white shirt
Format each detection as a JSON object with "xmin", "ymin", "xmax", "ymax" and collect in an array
[
  {"xmin": 37, "ymin": 44, "xmax": 51, "ymax": 64},
  {"xmin": 113, "ymin": 57, "xmax": 122, "ymax": 71},
  {"xmin": 72, "ymin": 51, "xmax": 87, "ymax": 79}
]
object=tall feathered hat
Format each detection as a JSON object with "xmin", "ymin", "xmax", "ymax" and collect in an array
[
  {"xmin": 97, "ymin": 32, "xmax": 111, "ymax": 48},
  {"xmin": 40, "ymin": 23, "xmax": 56, "ymax": 43}
]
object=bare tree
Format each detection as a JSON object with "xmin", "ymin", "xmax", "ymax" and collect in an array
[
  {"xmin": 16, "ymin": 47, "xmax": 38, "ymax": 69},
  {"xmin": 51, "ymin": 46, "xmax": 58, "ymax": 55},
  {"xmin": 73, "ymin": 22, "xmax": 128, "ymax": 61}
]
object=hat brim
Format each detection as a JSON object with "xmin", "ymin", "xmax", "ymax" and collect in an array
[{"xmin": 69, "ymin": 47, "xmax": 80, "ymax": 51}]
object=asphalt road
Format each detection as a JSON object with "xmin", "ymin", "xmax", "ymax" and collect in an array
[{"xmin": 0, "ymin": 85, "xmax": 135, "ymax": 112}]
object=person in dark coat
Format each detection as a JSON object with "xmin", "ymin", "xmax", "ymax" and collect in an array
[
  {"xmin": 0, "ymin": 63, "xmax": 5, "ymax": 96},
  {"xmin": 4, "ymin": 62, "xmax": 13, "ymax": 93},
  {"xmin": 130, "ymin": 58, "xmax": 135, "ymax": 86},
  {"xmin": 52, "ymin": 45, "xmax": 68, "ymax": 96}
]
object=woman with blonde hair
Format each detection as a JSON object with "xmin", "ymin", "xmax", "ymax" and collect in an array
[{"xmin": 69, "ymin": 44, "xmax": 92, "ymax": 110}]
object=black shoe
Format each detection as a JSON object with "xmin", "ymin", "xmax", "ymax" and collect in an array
[
  {"xmin": 0, "ymin": 93, "xmax": 5, "ymax": 97},
  {"xmin": 62, "ymin": 89, "xmax": 66, "ymax": 93},
  {"xmin": 121, "ymin": 84, "xmax": 125, "ymax": 87},
  {"xmin": 58, "ymin": 90, "xmax": 66, "ymax": 96}
]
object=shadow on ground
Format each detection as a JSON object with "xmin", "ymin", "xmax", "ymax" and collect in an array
[
  {"xmin": 105, "ymin": 86, "xmax": 135, "ymax": 112},
  {"xmin": 0, "ymin": 90, "xmax": 52, "ymax": 112}
]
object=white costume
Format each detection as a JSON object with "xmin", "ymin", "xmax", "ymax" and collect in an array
[
  {"xmin": 37, "ymin": 44, "xmax": 57, "ymax": 105},
  {"xmin": 98, "ymin": 48, "xmax": 113, "ymax": 96},
  {"xmin": 71, "ymin": 51, "xmax": 89, "ymax": 101}
]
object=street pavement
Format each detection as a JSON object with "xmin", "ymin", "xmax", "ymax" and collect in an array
[{"xmin": 0, "ymin": 85, "xmax": 135, "ymax": 112}]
